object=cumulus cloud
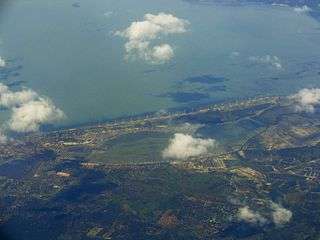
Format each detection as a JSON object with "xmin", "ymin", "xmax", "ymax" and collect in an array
[
  {"xmin": 0, "ymin": 83, "xmax": 65, "ymax": 133},
  {"xmin": 162, "ymin": 133, "xmax": 216, "ymax": 160},
  {"xmin": 0, "ymin": 56, "xmax": 6, "ymax": 67},
  {"xmin": 270, "ymin": 203, "xmax": 292, "ymax": 226},
  {"xmin": 294, "ymin": 5, "xmax": 312, "ymax": 13},
  {"xmin": 237, "ymin": 203, "xmax": 292, "ymax": 227},
  {"xmin": 290, "ymin": 88, "xmax": 320, "ymax": 113},
  {"xmin": 249, "ymin": 55, "xmax": 282, "ymax": 70},
  {"xmin": 148, "ymin": 44, "xmax": 174, "ymax": 64},
  {"xmin": 8, "ymin": 98, "xmax": 65, "ymax": 132},
  {"xmin": 116, "ymin": 12, "xmax": 189, "ymax": 64},
  {"xmin": 0, "ymin": 83, "xmax": 38, "ymax": 108},
  {"xmin": 237, "ymin": 206, "xmax": 267, "ymax": 226}
]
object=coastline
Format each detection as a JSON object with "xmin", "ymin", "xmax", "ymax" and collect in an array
[{"xmin": 41, "ymin": 94, "xmax": 282, "ymax": 134}]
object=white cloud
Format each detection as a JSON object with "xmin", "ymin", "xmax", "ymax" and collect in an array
[
  {"xmin": 237, "ymin": 203, "xmax": 291, "ymax": 227},
  {"xmin": 290, "ymin": 88, "xmax": 320, "ymax": 113},
  {"xmin": 0, "ymin": 56, "xmax": 6, "ymax": 67},
  {"xmin": 237, "ymin": 206, "xmax": 267, "ymax": 226},
  {"xmin": 118, "ymin": 13, "xmax": 188, "ymax": 41},
  {"xmin": 162, "ymin": 133, "xmax": 216, "ymax": 160},
  {"xmin": 0, "ymin": 83, "xmax": 38, "ymax": 108},
  {"xmin": 116, "ymin": 12, "xmax": 189, "ymax": 64},
  {"xmin": 148, "ymin": 44, "xmax": 174, "ymax": 64},
  {"xmin": 270, "ymin": 203, "xmax": 292, "ymax": 226},
  {"xmin": 249, "ymin": 55, "xmax": 283, "ymax": 70},
  {"xmin": 8, "ymin": 98, "xmax": 65, "ymax": 132},
  {"xmin": 0, "ymin": 83, "xmax": 65, "ymax": 133},
  {"xmin": 294, "ymin": 5, "xmax": 312, "ymax": 13}
]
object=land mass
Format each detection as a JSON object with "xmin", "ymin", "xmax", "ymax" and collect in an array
[{"xmin": 1, "ymin": 95, "xmax": 320, "ymax": 240}]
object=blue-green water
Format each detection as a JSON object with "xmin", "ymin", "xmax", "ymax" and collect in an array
[{"xmin": 1, "ymin": 0, "xmax": 320, "ymax": 126}]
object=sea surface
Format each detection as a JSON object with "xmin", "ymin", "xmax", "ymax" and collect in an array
[{"xmin": 1, "ymin": 0, "xmax": 320, "ymax": 126}]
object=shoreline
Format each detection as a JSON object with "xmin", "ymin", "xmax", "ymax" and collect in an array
[{"xmin": 41, "ymin": 93, "xmax": 282, "ymax": 134}]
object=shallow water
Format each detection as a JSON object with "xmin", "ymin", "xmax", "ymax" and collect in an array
[{"xmin": 1, "ymin": 0, "xmax": 320, "ymax": 126}]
